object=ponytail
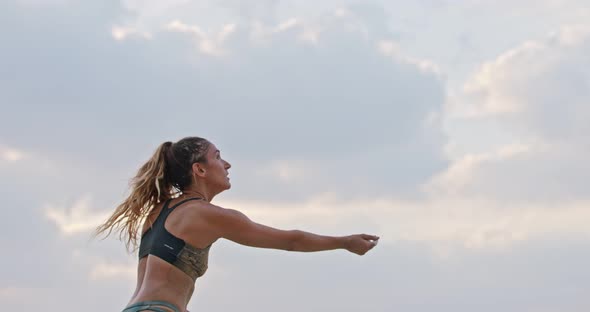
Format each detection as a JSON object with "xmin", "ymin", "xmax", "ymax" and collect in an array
[{"xmin": 94, "ymin": 141, "xmax": 175, "ymax": 252}]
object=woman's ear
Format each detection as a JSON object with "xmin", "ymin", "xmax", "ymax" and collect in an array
[{"xmin": 192, "ymin": 163, "xmax": 207, "ymax": 178}]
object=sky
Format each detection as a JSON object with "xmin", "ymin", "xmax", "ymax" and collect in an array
[{"xmin": 1, "ymin": 0, "xmax": 589, "ymax": 311}]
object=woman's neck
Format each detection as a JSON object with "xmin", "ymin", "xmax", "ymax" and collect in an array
[{"xmin": 181, "ymin": 187, "xmax": 213, "ymax": 202}]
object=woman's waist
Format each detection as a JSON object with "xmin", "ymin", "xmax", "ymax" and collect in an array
[
  {"xmin": 123, "ymin": 299, "xmax": 185, "ymax": 312},
  {"xmin": 130, "ymin": 280, "xmax": 194, "ymax": 311}
]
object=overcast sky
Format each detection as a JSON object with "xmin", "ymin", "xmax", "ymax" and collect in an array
[{"xmin": 1, "ymin": 1, "xmax": 589, "ymax": 311}]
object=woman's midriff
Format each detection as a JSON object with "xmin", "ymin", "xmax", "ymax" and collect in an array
[{"xmin": 128, "ymin": 256, "xmax": 196, "ymax": 312}]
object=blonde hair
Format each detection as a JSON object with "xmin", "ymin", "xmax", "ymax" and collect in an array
[{"xmin": 95, "ymin": 137, "xmax": 210, "ymax": 252}]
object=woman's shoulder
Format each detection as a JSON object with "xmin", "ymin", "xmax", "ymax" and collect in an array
[
  {"xmin": 171, "ymin": 199, "xmax": 229, "ymax": 225},
  {"xmin": 179, "ymin": 201, "xmax": 248, "ymax": 229}
]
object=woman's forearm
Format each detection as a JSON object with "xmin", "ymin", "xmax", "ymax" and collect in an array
[{"xmin": 290, "ymin": 230, "xmax": 347, "ymax": 252}]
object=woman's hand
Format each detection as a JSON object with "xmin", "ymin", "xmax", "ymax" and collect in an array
[{"xmin": 344, "ymin": 234, "xmax": 380, "ymax": 255}]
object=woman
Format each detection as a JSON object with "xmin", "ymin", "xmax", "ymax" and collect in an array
[{"xmin": 95, "ymin": 136, "xmax": 379, "ymax": 312}]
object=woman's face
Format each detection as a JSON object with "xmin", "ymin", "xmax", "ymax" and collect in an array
[{"xmin": 201, "ymin": 143, "xmax": 232, "ymax": 191}]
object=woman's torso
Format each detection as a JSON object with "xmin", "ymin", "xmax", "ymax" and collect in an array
[{"xmin": 126, "ymin": 197, "xmax": 218, "ymax": 312}]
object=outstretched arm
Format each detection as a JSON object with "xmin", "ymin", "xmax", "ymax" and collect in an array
[
  {"xmin": 292, "ymin": 231, "xmax": 379, "ymax": 255},
  {"xmin": 203, "ymin": 206, "xmax": 379, "ymax": 255}
]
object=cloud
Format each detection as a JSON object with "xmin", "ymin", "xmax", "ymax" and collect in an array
[
  {"xmin": 111, "ymin": 25, "xmax": 153, "ymax": 41},
  {"xmin": 216, "ymin": 194, "xmax": 590, "ymax": 253},
  {"xmin": 450, "ymin": 25, "xmax": 590, "ymax": 131},
  {"xmin": 378, "ymin": 39, "xmax": 442, "ymax": 75},
  {"xmin": 424, "ymin": 143, "xmax": 533, "ymax": 196},
  {"xmin": 165, "ymin": 20, "xmax": 236, "ymax": 56},
  {"xmin": 441, "ymin": 24, "xmax": 590, "ymax": 201},
  {"xmin": 0, "ymin": 0, "xmax": 449, "ymax": 202},
  {"xmin": 3, "ymin": 2, "xmax": 590, "ymax": 312},
  {"xmin": 45, "ymin": 196, "xmax": 110, "ymax": 235},
  {"xmin": 0, "ymin": 145, "xmax": 26, "ymax": 162}
]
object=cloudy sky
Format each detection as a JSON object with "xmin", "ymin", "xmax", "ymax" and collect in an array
[{"xmin": 1, "ymin": 0, "xmax": 589, "ymax": 311}]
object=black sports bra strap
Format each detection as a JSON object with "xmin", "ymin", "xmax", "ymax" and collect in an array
[
  {"xmin": 162, "ymin": 198, "xmax": 173, "ymax": 209},
  {"xmin": 155, "ymin": 198, "xmax": 173, "ymax": 219}
]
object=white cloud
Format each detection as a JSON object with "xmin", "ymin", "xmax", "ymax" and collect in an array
[
  {"xmin": 450, "ymin": 24, "xmax": 590, "ymax": 125},
  {"xmin": 425, "ymin": 143, "xmax": 533, "ymax": 196},
  {"xmin": 44, "ymin": 196, "xmax": 110, "ymax": 236},
  {"xmin": 165, "ymin": 20, "xmax": 236, "ymax": 56},
  {"xmin": 217, "ymin": 194, "xmax": 590, "ymax": 254},
  {"xmin": 111, "ymin": 26, "xmax": 152, "ymax": 41},
  {"xmin": 0, "ymin": 145, "xmax": 25, "ymax": 162},
  {"xmin": 248, "ymin": 17, "xmax": 326, "ymax": 46},
  {"xmin": 275, "ymin": 18, "xmax": 298, "ymax": 32},
  {"xmin": 378, "ymin": 39, "xmax": 442, "ymax": 75}
]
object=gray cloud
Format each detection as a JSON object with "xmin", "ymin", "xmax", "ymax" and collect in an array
[
  {"xmin": 1, "ymin": 0, "xmax": 448, "ymax": 203},
  {"xmin": 3, "ymin": 2, "xmax": 589, "ymax": 312},
  {"xmin": 0, "ymin": 3, "xmax": 447, "ymax": 310}
]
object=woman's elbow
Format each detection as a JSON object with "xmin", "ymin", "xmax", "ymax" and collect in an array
[{"xmin": 285, "ymin": 230, "xmax": 304, "ymax": 251}]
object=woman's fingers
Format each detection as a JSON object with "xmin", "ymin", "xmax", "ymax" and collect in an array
[
  {"xmin": 345, "ymin": 234, "xmax": 380, "ymax": 255},
  {"xmin": 361, "ymin": 234, "xmax": 380, "ymax": 241}
]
